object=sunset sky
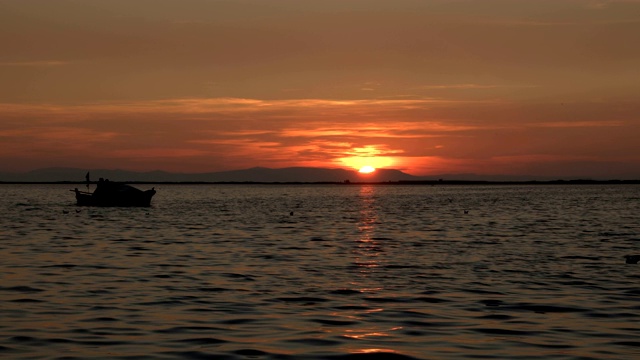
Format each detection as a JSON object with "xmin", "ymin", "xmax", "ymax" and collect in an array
[{"xmin": 1, "ymin": 0, "xmax": 639, "ymax": 178}]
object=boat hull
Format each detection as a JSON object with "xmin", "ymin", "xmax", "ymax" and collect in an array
[{"xmin": 73, "ymin": 185, "xmax": 156, "ymax": 207}]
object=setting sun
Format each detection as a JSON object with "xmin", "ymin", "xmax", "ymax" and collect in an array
[
  {"xmin": 359, "ymin": 166, "xmax": 376, "ymax": 174},
  {"xmin": 337, "ymin": 145, "xmax": 396, "ymax": 173}
]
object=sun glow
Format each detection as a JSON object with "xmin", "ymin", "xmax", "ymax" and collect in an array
[
  {"xmin": 359, "ymin": 165, "xmax": 376, "ymax": 173},
  {"xmin": 338, "ymin": 155, "xmax": 394, "ymax": 172}
]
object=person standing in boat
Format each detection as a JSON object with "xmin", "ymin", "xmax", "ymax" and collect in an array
[{"xmin": 93, "ymin": 178, "xmax": 109, "ymax": 200}]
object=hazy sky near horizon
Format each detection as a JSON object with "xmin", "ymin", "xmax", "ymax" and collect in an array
[{"xmin": 1, "ymin": 0, "xmax": 639, "ymax": 178}]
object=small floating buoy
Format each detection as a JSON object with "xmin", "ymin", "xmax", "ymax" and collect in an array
[
  {"xmin": 463, "ymin": 210, "xmax": 469, "ymax": 214},
  {"xmin": 289, "ymin": 211, "xmax": 294, "ymax": 216}
]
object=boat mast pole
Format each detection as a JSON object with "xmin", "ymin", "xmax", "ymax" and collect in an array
[{"xmin": 85, "ymin": 171, "xmax": 90, "ymax": 192}]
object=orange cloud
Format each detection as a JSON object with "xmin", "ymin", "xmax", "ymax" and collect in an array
[
  {"xmin": 1, "ymin": 96, "xmax": 639, "ymax": 178},
  {"xmin": 0, "ymin": 61, "xmax": 70, "ymax": 67},
  {"xmin": 110, "ymin": 148, "xmax": 211, "ymax": 159},
  {"xmin": 531, "ymin": 120, "xmax": 625, "ymax": 128}
]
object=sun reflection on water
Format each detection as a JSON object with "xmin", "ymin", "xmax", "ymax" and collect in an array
[
  {"xmin": 353, "ymin": 185, "xmax": 384, "ymax": 276},
  {"xmin": 339, "ymin": 185, "xmax": 413, "ymax": 356},
  {"xmin": 352, "ymin": 348, "xmax": 400, "ymax": 354},
  {"xmin": 343, "ymin": 325, "xmax": 404, "ymax": 340}
]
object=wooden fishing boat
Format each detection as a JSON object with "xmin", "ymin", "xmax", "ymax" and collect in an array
[{"xmin": 72, "ymin": 180, "xmax": 156, "ymax": 207}]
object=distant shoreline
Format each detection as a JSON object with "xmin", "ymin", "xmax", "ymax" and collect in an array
[{"xmin": 1, "ymin": 179, "xmax": 639, "ymax": 185}]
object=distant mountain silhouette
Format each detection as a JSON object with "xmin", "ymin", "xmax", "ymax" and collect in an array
[
  {"xmin": 0, "ymin": 166, "xmax": 592, "ymax": 183},
  {"xmin": 0, "ymin": 166, "xmax": 420, "ymax": 183},
  {"xmin": 195, "ymin": 167, "xmax": 419, "ymax": 182}
]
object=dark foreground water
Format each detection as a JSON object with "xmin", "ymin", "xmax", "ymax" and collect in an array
[{"xmin": 1, "ymin": 184, "xmax": 640, "ymax": 360}]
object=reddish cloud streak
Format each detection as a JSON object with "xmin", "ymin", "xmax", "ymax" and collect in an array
[{"xmin": 1, "ymin": 95, "xmax": 638, "ymax": 178}]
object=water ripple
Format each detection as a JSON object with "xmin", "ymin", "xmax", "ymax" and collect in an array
[{"xmin": 1, "ymin": 184, "xmax": 639, "ymax": 359}]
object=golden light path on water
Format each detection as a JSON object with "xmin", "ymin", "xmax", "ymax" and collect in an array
[{"xmin": 342, "ymin": 185, "xmax": 404, "ymax": 355}]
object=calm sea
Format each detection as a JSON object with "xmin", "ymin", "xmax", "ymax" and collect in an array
[{"xmin": 1, "ymin": 184, "xmax": 639, "ymax": 360}]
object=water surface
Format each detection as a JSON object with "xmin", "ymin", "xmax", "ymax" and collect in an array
[{"xmin": 1, "ymin": 184, "xmax": 639, "ymax": 359}]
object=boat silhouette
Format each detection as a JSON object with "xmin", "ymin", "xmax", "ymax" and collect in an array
[{"xmin": 72, "ymin": 179, "xmax": 155, "ymax": 207}]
